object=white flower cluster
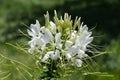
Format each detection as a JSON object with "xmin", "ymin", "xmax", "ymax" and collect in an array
[{"xmin": 27, "ymin": 12, "xmax": 93, "ymax": 67}]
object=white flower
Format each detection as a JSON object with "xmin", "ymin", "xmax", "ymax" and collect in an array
[
  {"xmin": 50, "ymin": 21, "xmax": 56, "ymax": 34},
  {"xmin": 55, "ymin": 33, "xmax": 62, "ymax": 49},
  {"xmin": 43, "ymin": 28, "xmax": 53, "ymax": 44},
  {"xmin": 65, "ymin": 44, "xmax": 87, "ymax": 59},
  {"xmin": 64, "ymin": 22, "xmax": 93, "ymax": 67},
  {"xmin": 73, "ymin": 59, "xmax": 83, "ymax": 67},
  {"xmin": 41, "ymin": 51, "xmax": 54, "ymax": 62},
  {"xmin": 77, "ymin": 49, "xmax": 88, "ymax": 58},
  {"xmin": 65, "ymin": 40, "xmax": 73, "ymax": 49},
  {"xmin": 28, "ymin": 20, "xmax": 53, "ymax": 53},
  {"xmin": 75, "ymin": 22, "xmax": 93, "ymax": 51},
  {"xmin": 28, "ymin": 36, "xmax": 45, "ymax": 53},
  {"xmin": 27, "ymin": 20, "xmax": 41, "ymax": 37},
  {"xmin": 27, "ymin": 14, "xmax": 94, "ymax": 68},
  {"xmin": 27, "ymin": 20, "xmax": 44, "ymax": 53},
  {"xmin": 53, "ymin": 50, "xmax": 60, "ymax": 60},
  {"xmin": 66, "ymin": 45, "xmax": 79, "ymax": 59},
  {"xmin": 40, "ymin": 27, "xmax": 53, "ymax": 50},
  {"xmin": 41, "ymin": 32, "xmax": 62, "ymax": 62},
  {"xmin": 65, "ymin": 43, "xmax": 86, "ymax": 67},
  {"xmin": 71, "ymin": 30, "xmax": 77, "ymax": 39},
  {"xmin": 80, "ymin": 22, "xmax": 88, "ymax": 32},
  {"xmin": 41, "ymin": 50, "xmax": 60, "ymax": 62},
  {"xmin": 65, "ymin": 44, "xmax": 85, "ymax": 67}
]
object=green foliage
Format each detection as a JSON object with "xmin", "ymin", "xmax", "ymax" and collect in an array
[
  {"xmin": 0, "ymin": 0, "xmax": 120, "ymax": 80},
  {"xmin": 0, "ymin": 0, "xmax": 64, "ymax": 43},
  {"xmin": 105, "ymin": 38, "xmax": 120, "ymax": 71},
  {"xmin": 103, "ymin": 38, "xmax": 120, "ymax": 79}
]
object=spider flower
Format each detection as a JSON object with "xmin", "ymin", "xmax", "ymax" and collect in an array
[{"xmin": 27, "ymin": 11, "xmax": 93, "ymax": 67}]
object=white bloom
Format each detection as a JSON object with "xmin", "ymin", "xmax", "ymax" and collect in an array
[
  {"xmin": 27, "ymin": 20, "xmax": 41, "ymax": 37},
  {"xmin": 43, "ymin": 28, "xmax": 53, "ymax": 44},
  {"xmin": 27, "ymin": 16, "xmax": 94, "ymax": 68},
  {"xmin": 27, "ymin": 20, "xmax": 44, "ymax": 53},
  {"xmin": 55, "ymin": 33, "xmax": 62, "ymax": 49},
  {"xmin": 50, "ymin": 21, "xmax": 56, "ymax": 34},
  {"xmin": 28, "ymin": 20, "xmax": 53, "ymax": 53},
  {"xmin": 66, "ymin": 53, "xmax": 72, "ymax": 59},
  {"xmin": 75, "ymin": 22, "xmax": 93, "ymax": 51},
  {"xmin": 65, "ymin": 40, "xmax": 73, "ymax": 49},
  {"xmin": 71, "ymin": 30, "xmax": 77, "ymax": 38},
  {"xmin": 41, "ymin": 51, "xmax": 54, "ymax": 62},
  {"xmin": 65, "ymin": 44, "xmax": 87, "ymax": 59},
  {"xmin": 77, "ymin": 49, "xmax": 88, "ymax": 59},
  {"xmin": 28, "ymin": 36, "xmax": 45, "ymax": 53},
  {"xmin": 66, "ymin": 45, "xmax": 79, "ymax": 58},
  {"xmin": 73, "ymin": 59, "xmax": 83, "ymax": 67},
  {"xmin": 64, "ymin": 22, "xmax": 93, "ymax": 67},
  {"xmin": 65, "ymin": 43, "xmax": 85, "ymax": 67},
  {"xmin": 41, "ymin": 32, "xmax": 62, "ymax": 62},
  {"xmin": 53, "ymin": 50, "xmax": 60, "ymax": 60},
  {"xmin": 41, "ymin": 50, "xmax": 60, "ymax": 62},
  {"xmin": 80, "ymin": 22, "xmax": 88, "ymax": 32}
]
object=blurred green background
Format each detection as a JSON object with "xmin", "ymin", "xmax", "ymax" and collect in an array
[{"xmin": 0, "ymin": 0, "xmax": 120, "ymax": 80}]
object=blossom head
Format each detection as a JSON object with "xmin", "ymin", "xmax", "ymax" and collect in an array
[{"xmin": 27, "ymin": 11, "xmax": 93, "ymax": 67}]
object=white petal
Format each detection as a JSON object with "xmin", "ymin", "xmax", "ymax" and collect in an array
[
  {"xmin": 28, "ymin": 38, "xmax": 36, "ymax": 48},
  {"xmin": 43, "ymin": 29, "xmax": 53, "ymax": 43},
  {"xmin": 30, "ymin": 20, "xmax": 41, "ymax": 35},
  {"xmin": 74, "ymin": 59, "xmax": 83, "ymax": 67},
  {"xmin": 71, "ymin": 30, "xmax": 77, "ymax": 38},
  {"xmin": 65, "ymin": 40, "xmax": 73, "ymax": 49},
  {"xmin": 35, "ymin": 20, "xmax": 41, "ymax": 33},
  {"xmin": 75, "ymin": 36, "xmax": 80, "ymax": 46},
  {"xmin": 81, "ymin": 37, "xmax": 93, "ymax": 51},
  {"xmin": 75, "ymin": 30, "xmax": 93, "ymax": 51},
  {"xmin": 66, "ymin": 53, "xmax": 72, "ymax": 59},
  {"xmin": 28, "ymin": 20, "xmax": 42, "ymax": 38},
  {"xmin": 41, "ymin": 54, "xmax": 49, "ymax": 62},
  {"xmin": 53, "ymin": 50, "xmax": 60, "ymax": 60},
  {"xmin": 27, "ymin": 29, "xmax": 35, "ymax": 37},
  {"xmin": 81, "ymin": 30, "xmax": 91, "ymax": 38},
  {"xmin": 55, "ymin": 33, "xmax": 62, "ymax": 49},
  {"xmin": 41, "ymin": 44, "xmax": 46, "ymax": 51},
  {"xmin": 67, "ymin": 45, "xmax": 79, "ymax": 56},
  {"xmin": 41, "ymin": 51, "xmax": 54, "ymax": 62},
  {"xmin": 41, "ymin": 27, "xmax": 45, "ymax": 33},
  {"xmin": 55, "ymin": 33, "xmax": 61, "ymax": 43},
  {"xmin": 85, "ymin": 37, "xmax": 93, "ymax": 45},
  {"xmin": 77, "ymin": 49, "xmax": 88, "ymax": 59},
  {"xmin": 50, "ymin": 21, "xmax": 56, "ymax": 34},
  {"xmin": 80, "ymin": 22, "xmax": 88, "ymax": 32}
]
